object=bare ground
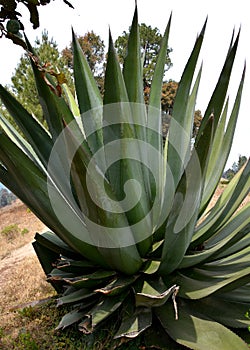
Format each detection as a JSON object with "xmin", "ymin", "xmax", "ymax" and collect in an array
[{"xmin": 0, "ymin": 200, "xmax": 54, "ymax": 338}]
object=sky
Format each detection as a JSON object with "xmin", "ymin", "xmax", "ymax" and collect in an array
[{"xmin": 0, "ymin": 0, "xmax": 249, "ymax": 169}]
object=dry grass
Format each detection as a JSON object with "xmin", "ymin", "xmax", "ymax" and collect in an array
[{"xmin": 0, "ymin": 256, "xmax": 54, "ymax": 341}]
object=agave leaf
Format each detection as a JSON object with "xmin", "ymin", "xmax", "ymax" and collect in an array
[
  {"xmin": 79, "ymin": 294, "xmax": 125, "ymax": 333},
  {"xmin": 159, "ymin": 115, "xmax": 214, "ymax": 275},
  {"xmin": 34, "ymin": 231, "xmax": 80, "ymax": 258},
  {"xmin": 0, "ymin": 113, "xmax": 44, "ymax": 170},
  {"xmin": 72, "ymin": 30, "xmax": 103, "ymax": 155},
  {"xmin": 123, "ymin": 7, "xmax": 153, "ymax": 222},
  {"xmin": 48, "ymin": 268, "xmax": 76, "ymax": 279},
  {"xmin": 56, "ymin": 258, "xmax": 99, "ymax": 274},
  {"xmin": 166, "ymin": 20, "xmax": 206, "ymax": 189},
  {"xmin": 62, "ymin": 83, "xmax": 80, "ymax": 117},
  {"xmin": 115, "ymin": 306, "xmax": 152, "ymax": 339},
  {"xmin": 123, "ymin": 6, "xmax": 144, "ymax": 105},
  {"xmin": 192, "ymin": 159, "xmax": 250, "ymax": 246},
  {"xmin": 25, "ymin": 35, "xmax": 76, "ymax": 140},
  {"xmin": 143, "ymin": 260, "xmax": 161, "ymax": 274},
  {"xmin": 0, "ymin": 84, "xmax": 53, "ymax": 168},
  {"xmin": 147, "ymin": 15, "xmax": 172, "ymax": 228},
  {"xmin": 188, "ymin": 297, "xmax": 250, "ymax": 328},
  {"xmin": 148, "ymin": 13, "xmax": 172, "ymax": 150},
  {"xmin": 159, "ymin": 65, "xmax": 202, "ymax": 229},
  {"xmin": 155, "ymin": 300, "xmax": 249, "ymax": 350},
  {"xmin": 219, "ymin": 284, "xmax": 250, "ymax": 303},
  {"xmin": 200, "ymin": 66, "xmax": 245, "ymax": 212},
  {"xmin": 56, "ymin": 309, "xmax": 87, "ymax": 331},
  {"xmin": 172, "ymin": 256, "xmax": 250, "ymax": 299},
  {"xmin": 196, "ymin": 30, "xmax": 240, "ymax": 142},
  {"xmin": 211, "ymin": 229, "xmax": 250, "ymax": 260},
  {"xmin": 199, "ymin": 100, "xmax": 228, "ymax": 212},
  {"xmin": 179, "ymin": 204, "xmax": 250, "ymax": 268},
  {"xmin": 57, "ymin": 288, "xmax": 96, "ymax": 307},
  {"xmin": 32, "ymin": 241, "xmax": 62, "ymax": 292}
]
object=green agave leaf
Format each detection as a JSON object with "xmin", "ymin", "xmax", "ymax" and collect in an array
[
  {"xmin": 25, "ymin": 35, "xmax": 76, "ymax": 141},
  {"xmin": 114, "ymin": 306, "xmax": 152, "ymax": 339},
  {"xmin": 155, "ymin": 301, "xmax": 249, "ymax": 350},
  {"xmin": 72, "ymin": 30, "xmax": 103, "ymax": 155},
  {"xmin": 188, "ymin": 297, "xmax": 250, "ymax": 328},
  {"xmin": 196, "ymin": 30, "xmax": 240, "ymax": 142},
  {"xmin": 0, "ymin": 84, "xmax": 53, "ymax": 168},
  {"xmin": 57, "ymin": 288, "xmax": 96, "ymax": 307},
  {"xmin": 192, "ymin": 159, "xmax": 250, "ymax": 246},
  {"xmin": 123, "ymin": 7, "xmax": 154, "ymax": 225},
  {"xmin": 200, "ymin": 66, "xmax": 245, "ymax": 213},
  {"xmin": 166, "ymin": 20, "xmax": 206, "ymax": 188},
  {"xmin": 159, "ymin": 115, "xmax": 214, "ymax": 275},
  {"xmin": 148, "ymin": 13, "xmax": 171, "ymax": 150},
  {"xmin": 72, "ymin": 29, "xmax": 102, "ymax": 114},
  {"xmin": 147, "ymin": 15, "xmax": 172, "ymax": 230},
  {"xmin": 219, "ymin": 284, "xmax": 250, "ymax": 303},
  {"xmin": 79, "ymin": 293, "xmax": 126, "ymax": 333},
  {"xmin": 48, "ymin": 268, "xmax": 76, "ymax": 279},
  {"xmin": 211, "ymin": 230, "xmax": 250, "ymax": 261},
  {"xmin": 206, "ymin": 204, "xmax": 250, "ymax": 254},
  {"xmin": 61, "ymin": 119, "xmax": 101, "ymax": 225},
  {"xmin": 56, "ymin": 309, "xmax": 87, "ymax": 331},
  {"xmin": 56, "ymin": 258, "xmax": 99, "ymax": 274},
  {"xmin": 179, "ymin": 204, "xmax": 250, "ymax": 268},
  {"xmin": 171, "ymin": 256, "xmax": 250, "ymax": 299},
  {"xmin": 32, "ymin": 240, "xmax": 62, "ymax": 292},
  {"xmin": 143, "ymin": 260, "xmax": 161, "ymax": 274},
  {"xmin": 62, "ymin": 83, "xmax": 80, "ymax": 117},
  {"xmin": 123, "ymin": 6, "xmax": 144, "ymax": 105},
  {"xmin": 0, "ymin": 113, "xmax": 44, "ymax": 170},
  {"xmin": 34, "ymin": 231, "xmax": 79, "ymax": 257},
  {"xmin": 158, "ymin": 65, "xmax": 202, "ymax": 231}
]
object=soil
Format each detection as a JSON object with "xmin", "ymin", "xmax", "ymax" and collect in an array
[{"xmin": 0, "ymin": 200, "xmax": 50, "ymax": 310}]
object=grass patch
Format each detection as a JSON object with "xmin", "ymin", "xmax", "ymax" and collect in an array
[
  {"xmin": 1, "ymin": 224, "xmax": 23, "ymax": 240},
  {"xmin": 0, "ymin": 298, "xmax": 178, "ymax": 349}
]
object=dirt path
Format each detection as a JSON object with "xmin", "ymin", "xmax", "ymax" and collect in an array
[
  {"xmin": 0, "ymin": 242, "xmax": 36, "ymax": 285},
  {"xmin": 0, "ymin": 200, "xmax": 48, "ymax": 289}
]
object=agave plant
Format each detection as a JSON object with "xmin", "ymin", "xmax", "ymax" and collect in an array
[{"xmin": 0, "ymin": 6, "xmax": 250, "ymax": 349}]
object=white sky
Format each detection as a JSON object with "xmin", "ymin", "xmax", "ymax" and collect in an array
[{"xmin": 0, "ymin": 0, "xmax": 249, "ymax": 167}]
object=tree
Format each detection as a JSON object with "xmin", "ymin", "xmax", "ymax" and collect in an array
[
  {"xmin": 0, "ymin": 187, "xmax": 16, "ymax": 207},
  {"xmin": 223, "ymin": 155, "xmax": 248, "ymax": 181},
  {"xmin": 7, "ymin": 30, "xmax": 73, "ymax": 124},
  {"xmin": 62, "ymin": 31, "xmax": 105, "ymax": 74},
  {"xmin": 115, "ymin": 23, "xmax": 172, "ymax": 84}
]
